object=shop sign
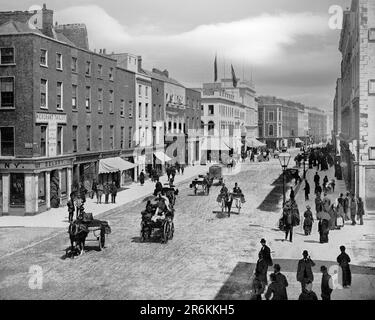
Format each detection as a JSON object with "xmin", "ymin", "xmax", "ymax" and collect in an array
[{"xmin": 0, "ymin": 162, "xmax": 35, "ymax": 170}]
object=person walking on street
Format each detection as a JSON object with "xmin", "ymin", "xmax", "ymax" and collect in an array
[
  {"xmin": 323, "ymin": 175, "xmax": 329, "ymax": 193},
  {"xmin": 303, "ymin": 205, "xmax": 314, "ymax": 235},
  {"xmin": 297, "ymin": 250, "xmax": 315, "ymax": 290},
  {"xmin": 331, "ymin": 179, "xmax": 336, "ymax": 192},
  {"xmin": 357, "ymin": 197, "xmax": 365, "ymax": 225},
  {"xmin": 350, "ymin": 194, "xmax": 357, "ymax": 225},
  {"xmin": 67, "ymin": 192, "xmax": 75, "ymax": 222},
  {"xmin": 272, "ymin": 264, "xmax": 288, "ymax": 300},
  {"xmin": 250, "ymin": 271, "xmax": 265, "ymax": 300},
  {"xmin": 282, "ymin": 200, "xmax": 299, "ymax": 242},
  {"xmin": 337, "ymin": 193, "xmax": 345, "ymax": 228},
  {"xmin": 139, "ymin": 170, "xmax": 145, "ymax": 186},
  {"xmin": 259, "ymin": 239, "xmax": 273, "ymax": 271},
  {"xmin": 104, "ymin": 183, "xmax": 110, "ymax": 204},
  {"xmin": 304, "ymin": 180, "xmax": 310, "ymax": 201},
  {"xmin": 96, "ymin": 182, "xmax": 103, "ymax": 204},
  {"xmin": 320, "ymin": 266, "xmax": 333, "ymax": 300},
  {"xmin": 110, "ymin": 181, "xmax": 117, "ymax": 204},
  {"xmin": 298, "ymin": 280, "xmax": 318, "ymax": 300},
  {"xmin": 181, "ymin": 164, "xmax": 185, "ymax": 175},
  {"xmin": 255, "ymin": 252, "xmax": 268, "ymax": 288},
  {"xmin": 343, "ymin": 192, "xmax": 350, "ymax": 221},
  {"xmin": 91, "ymin": 179, "xmax": 97, "ymax": 199},
  {"xmin": 265, "ymin": 273, "xmax": 286, "ymax": 300},
  {"xmin": 314, "ymin": 172, "xmax": 320, "ymax": 188},
  {"xmin": 337, "ymin": 246, "xmax": 352, "ymax": 288}
]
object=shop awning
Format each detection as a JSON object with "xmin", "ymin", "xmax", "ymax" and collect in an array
[
  {"xmin": 222, "ymin": 136, "xmax": 243, "ymax": 150},
  {"xmin": 295, "ymin": 138, "xmax": 303, "ymax": 144},
  {"xmin": 246, "ymin": 137, "xmax": 266, "ymax": 148},
  {"xmin": 98, "ymin": 157, "xmax": 137, "ymax": 174},
  {"xmin": 201, "ymin": 137, "xmax": 230, "ymax": 151},
  {"xmin": 154, "ymin": 151, "xmax": 172, "ymax": 163}
]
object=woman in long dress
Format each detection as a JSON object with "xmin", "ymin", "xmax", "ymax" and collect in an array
[{"xmin": 318, "ymin": 218, "xmax": 329, "ymax": 243}]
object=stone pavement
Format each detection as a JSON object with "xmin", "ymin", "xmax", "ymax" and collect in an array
[{"xmin": 0, "ymin": 164, "xmax": 212, "ymax": 228}]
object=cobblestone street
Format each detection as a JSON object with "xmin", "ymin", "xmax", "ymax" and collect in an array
[{"xmin": 1, "ymin": 159, "xmax": 374, "ymax": 300}]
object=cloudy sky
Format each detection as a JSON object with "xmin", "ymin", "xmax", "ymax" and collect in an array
[{"xmin": 3, "ymin": 0, "xmax": 351, "ymax": 110}]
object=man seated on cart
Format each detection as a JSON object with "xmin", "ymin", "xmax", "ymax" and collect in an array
[
  {"xmin": 152, "ymin": 191, "xmax": 174, "ymax": 223},
  {"xmin": 233, "ymin": 182, "xmax": 246, "ymax": 203}
]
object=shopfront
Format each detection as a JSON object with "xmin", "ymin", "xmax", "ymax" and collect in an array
[{"xmin": 0, "ymin": 157, "xmax": 74, "ymax": 216}]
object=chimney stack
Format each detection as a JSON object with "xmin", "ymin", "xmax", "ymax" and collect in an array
[
  {"xmin": 162, "ymin": 69, "xmax": 169, "ymax": 78},
  {"xmin": 103, "ymin": 48, "xmax": 106, "ymax": 54},
  {"xmin": 137, "ymin": 55, "xmax": 142, "ymax": 72}
]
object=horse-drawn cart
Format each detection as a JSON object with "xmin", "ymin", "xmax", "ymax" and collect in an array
[
  {"xmin": 190, "ymin": 176, "xmax": 209, "ymax": 195},
  {"xmin": 208, "ymin": 165, "xmax": 223, "ymax": 185},
  {"xmin": 85, "ymin": 219, "xmax": 111, "ymax": 251}
]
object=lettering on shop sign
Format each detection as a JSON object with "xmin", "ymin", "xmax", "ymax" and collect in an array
[{"xmin": 3, "ymin": 162, "xmax": 21, "ymax": 169}]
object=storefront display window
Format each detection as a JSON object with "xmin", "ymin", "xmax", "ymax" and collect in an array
[
  {"xmin": 38, "ymin": 172, "xmax": 46, "ymax": 204},
  {"xmin": 61, "ymin": 169, "xmax": 67, "ymax": 197},
  {"xmin": 10, "ymin": 173, "xmax": 25, "ymax": 207}
]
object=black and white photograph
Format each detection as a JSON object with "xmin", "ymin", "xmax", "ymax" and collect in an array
[{"xmin": 0, "ymin": 0, "xmax": 375, "ymax": 307}]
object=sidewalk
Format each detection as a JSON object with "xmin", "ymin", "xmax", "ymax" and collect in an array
[{"xmin": 0, "ymin": 164, "xmax": 211, "ymax": 228}]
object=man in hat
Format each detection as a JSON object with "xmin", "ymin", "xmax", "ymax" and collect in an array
[
  {"xmin": 320, "ymin": 265, "xmax": 333, "ymax": 300},
  {"xmin": 297, "ymin": 250, "xmax": 316, "ymax": 290},
  {"xmin": 303, "ymin": 205, "xmax": 314, "ymax": 236},
  {"xmin": 337, "ymin": 245, "xmax": 351, "ymax": 288},
  {"xmin": 259, "ymin": 239, "xmax": 273, "ymax": 268}
]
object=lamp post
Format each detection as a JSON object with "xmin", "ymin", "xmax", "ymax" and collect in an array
[
  {"xmin": 278, "ymin": 152, "xmax": 291, "ymax": 205},
  {"xmin": 302, "ymin": 144, "xmax": 306, "ymax": 180}
]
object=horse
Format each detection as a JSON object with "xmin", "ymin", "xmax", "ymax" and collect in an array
[
  {"xmin": 67, "ymin": 220, "xmax": 89, "ymax": 257},
  {"xmin": 220, "ymin": 192, "xmax": 233, "ymax": 217}
]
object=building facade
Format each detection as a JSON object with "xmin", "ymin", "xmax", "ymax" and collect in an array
[
  {"xmin": 0, "ymin": 6, "xmax": 137, "ymax": 215},
  {"xmin": 336, "ymin": 0, "xmax": 375, "ymax": 212}
]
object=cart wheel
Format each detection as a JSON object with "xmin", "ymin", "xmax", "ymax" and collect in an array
[
  {"xmin": 221, "ymin": 201, "xmax": 225, "ymax": 214},
  {"xmin": 162, "ymin": 221, "xmax": 170, "ymax": 244},
  {"xmin": 169, "ymin": 222, "xmax": 174, "ymax": 240},
  {"xmin": 140, "ymin": 230, "xmax": 145, "ymax": 242},
  {"xmin": 99, "ymin": 232, "xmax": 105, "ymax": 250}
]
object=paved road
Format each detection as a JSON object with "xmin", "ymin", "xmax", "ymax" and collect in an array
[{"xmin": 0, "ymin": 157, "xmax": 374, "ymax": 300}]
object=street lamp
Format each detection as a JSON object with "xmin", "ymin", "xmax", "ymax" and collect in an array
[{"xmin": 278, "ymin": 152, "xmax": 291, "ymax": 205}]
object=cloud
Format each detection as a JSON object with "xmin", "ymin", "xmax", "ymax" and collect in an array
[{"xmin": 56, "ymin": 5, "xmax": 329, "ymax": 66}]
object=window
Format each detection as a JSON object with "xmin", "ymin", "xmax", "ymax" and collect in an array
[
  {"xmin": 138, "ymin": 85, "xmax": 142, "ymax": 96},
  {"xmin": 159, "ymin": 105, "xmax": 162, "ymax": 120},
  {"xmin": 369, "ymin": 147, "xmax": 375, "ymax": 160},
  {"xmin": 109, "ymin": 90, "xmax": 114, "ymax": 113},
  {"xmin": 10, "ymin": 173, "xmax": 24, "ymax": 207},
  {"xmin": 110, "ymin": 125, "xmax": 114, "ymax": 149},
  {"xmin": 268, "ymin": 111, "xmax": 274, "ymax": 121},
  {"xmin": 97, "ymin": 64, "xmax": 103, "ymax": 77},
  {"xmin": 268, "ymin": 124, "xmax": 274, "ymax": 136},
  {"xmin": 0, "ymin": 127, "xmax": 14, "ymax": 156},
  {"xmin": 1, "ymin": 77, "xmax": 14, "ymax": 108},
  {"xmin": 168, "ymin": 121, "xmax": 172, "ymax": 132},
  {"xmin": 60, "ymin": 168, "xmax": 67, "ymax": 197},
  {"xmin": 201, "ymin": 105, "xmax": 204, "ymax": 112},
  {"xmin": 145, "ymin": 103, "xmax": 148, "ymax": 118},
  {"xmin": 85, "ymin": 61, "xmax": 91, "ymax": 75},
  {"xmin": 98, "ymin": 125, "xmax": 103, "ymax": 150},
  {"xmin": 128, "ymin": 100, "xmax": 133, "ymax": 118},
  {"xmin": 40, "ymin": 125, "xmax": 47, "ymax": 156},
  {"xmin": 120, "ymin": 99, "xmax": 125, "ymax": 117},
  {"xmin": 369, "ymin": 80, "xmax": 375, "ymax": 95},
  {"xmin": 208, "ymin": 105, "xmax": 214, "ymax": 115},
  {"xmin": 0, "ymin": 48, "xmax": 14, "ymax": 64},
  {"xmin": 86, "ymin": 126, "xmax": 91, "ymax": 151},
  {"xmin": 38, "ymin": 172, "xmax": 46, "ymax": 204},
  {"xmin": 138, "ymin": 102, "xmax": 142, "ymax": 118},
  {"xmin": 98, "ymin": 88, "xmax": 103, "ymax": 112},
  {"xmin": 85, "ymin": 86, "xmax": 91, "ymax": 110},
  {"xmin": 120, "ymin": 126, "xmax": 124, "ymax": 149},
  {"xmin": 71, "ymin": 57, "xmax": 77, "ymax": 72},
  {"xmin": 40, "ymin": 79, "xmax": 47, "ymax": 109},
  {"xmin": 40, "ymin": 49, "xmax": 47, "ymax": 66},
  {"xmin": 179, "ymin": 123, "xmax": 182, "ymax": 131},
  {"xmin": 56, "ymin": 53, "xmax": 62, "ymax": 70},
  {"xmin": 145, "ymin": 86, "xmax": 148, "ymax": 97},
  {"xmin": 72, "ymin": 125, "xmax": 78, "ymax": 153},
  {"xmin": 56, "ymin": 82, "xmax": 63, "ymax": 110},
  {"xmin": 57, "ymin": 126, "xmax": 62, "ymax": 155},
  {"xmin": 291, "ymin": 129, "xmax": 295, "ymax": 136},
  {"xmin": 109, "ymin": 67, "xmax": 114, "ymax": 81},
  {"xmin": 72, "ymin": 85, "xmax": 77, "ymax": 110},
  {"xmin": 128, "ymin": 126, "xmax": 133, "ymax": 148}
]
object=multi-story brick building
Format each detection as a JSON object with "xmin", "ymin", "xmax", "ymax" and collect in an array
[
  {"xmin": 0, "ymin": 5, "xmax": 137, "ymax": 215},
  {"xmin": 335, "ymin": 0, "xmax": 375, "ymax": 212},
  {"xmin": 258, "ymin": 96, "xmax": 327, "ymax": 149}
]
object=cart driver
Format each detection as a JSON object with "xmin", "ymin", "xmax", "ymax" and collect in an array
[
  {"xmin": 152, "ymin": 191, "xmax": 172, "ymax": 222},
  {"xmin": 233, "ymin": 183, "xmax": 242, "ymax": 195},
  {"xmin": 220, "ymin": 183, "xmax": 228, "ymax": 195}
]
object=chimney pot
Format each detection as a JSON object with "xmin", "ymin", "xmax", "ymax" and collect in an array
[{"xmin": 43, "ymin": 3, "xmax": 46, "ymax": 9}]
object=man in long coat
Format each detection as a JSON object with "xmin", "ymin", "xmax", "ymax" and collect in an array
[
  {"xmin": 337, "ymin": 245, "xmax": 352, "ymax": 288},
  {"xmin": 297, "ymin": 250, "xmax": 315, "ymax": 290}
]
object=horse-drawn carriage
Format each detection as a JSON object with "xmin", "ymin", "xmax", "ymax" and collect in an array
[
  {"xmin": 140, "ymin": 198, "xmax": 175, "ymax": 244},
  {"xmin": 67, "ymin": 211, "xmax": 111, "ymax": 257},
  {"xmin": 217, "ymin": 191, "xmax": 245, "ymax": 217},
  {"xmin": 162, "ymin": 184, "xmax": 179, "ymax": 206},
  {"xmin": 208, "ymin": 165, "xmax": 223, "ymax": 185},
  {"xmin": 190, "ymin": 175, "xmax": 211, "ymax": 195}
]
